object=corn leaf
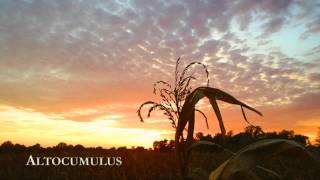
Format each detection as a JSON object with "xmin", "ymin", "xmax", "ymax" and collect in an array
[
  {"xmin": 175, "ymin": 86, "xmax": 263, "ymax": 178},
  {"xmin": 176, "ymin": 87, "xmax": 263, "ymax": 147},
  {"xmin": 209, "ymin": 139, "xmax": 319, "ymax": 180}
]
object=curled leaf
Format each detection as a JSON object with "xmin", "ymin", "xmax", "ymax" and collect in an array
[
  {"xmin": 175, "ymin": 86, "xmax": 263, "ymax": 177},
  {"xmin": 209, "ymin": 139, "xmax": 319, "ymax": 180}
]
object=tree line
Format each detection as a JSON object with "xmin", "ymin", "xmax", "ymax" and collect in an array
[
  {"xmin": 153, "ymin": 126, "xmax": 320, "ymax": 152},
  {"xmin": 1, "ymin": 126, "xmax": 320, "ymax": 153}
]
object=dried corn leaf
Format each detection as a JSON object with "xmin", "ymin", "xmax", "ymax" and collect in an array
[{"xmin": 209, "ymin": 139, "xmax": 319, "ymax": 180}]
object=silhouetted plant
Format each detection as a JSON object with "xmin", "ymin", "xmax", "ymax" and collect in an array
[
  {"xmin": 138, "ymin": 58, "xmax": 319, "ymax": 179},
  {"xmin": 138, "ymin": 58, "xmax": 264, "ymax": 177},
  {"xmin": 137, "ymin": 57, "xmax": 210, "ymax": 129},
  {"xmin": 177, "ymin": 88, "xmax": 318, "ymax": 179},
  {"xmin": 175, "ymin": 86, "xmax": 263, "ymax": 177}
]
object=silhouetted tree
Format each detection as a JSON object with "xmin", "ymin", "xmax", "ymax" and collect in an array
[
  {"xmin": 316, "ymin": 127, "xmax": 320, "ymax": 147},
  {"xmin": 195, "ymin": 132, "xmax": 204, "ymax": 140},
  {"xmin": 193, "ymin": 127, "xmax": 311, "ymax": 152},
  {"xmin": 13, "ymin": 143, "xmax": 26, "ymax": 152},
  {"xmin": 264, "ymin": 131, "xmax": 278, "ymax": 139},
  {"xmin": 1, "ymin": 141, "xmax": 13, "ymax": 147},
  {"xmin": 54, "ymin": 142, "xmax": 69, "ymax": 149},
  {"xmin": 195, "ymin": 132, "xmax": 214, "ymax": 142},
  {"xmin": 0, "ymin": 141, "xmax": 14, "ymax": 152},
  {"xmin": 153, "ymin": 139, "xmax": 174, "ymax": 152},
  {"xmin": 117, "ymin": 146, "xmax": 127, "ymax": 151},
  {"xmin": 278, "ymin": 129, "xmax": 295, "ymax": 139},
  {"xmin": 292, "ymin": 134, "xmax": 309, "ymax": 146},
  {"xmin": 134, "ymin": 146, "xmax": 146, "ymax": 152},
  {"xmin": 74, "ymin": 144, "xmax": 85, "ymax": 150},
  {"xmin": 29, "ymin": 143, "xmax": 42, "ymax": 152},
  {"xmin": 245, "ymin": 125, "xmax": 264, "ymax": 138}
]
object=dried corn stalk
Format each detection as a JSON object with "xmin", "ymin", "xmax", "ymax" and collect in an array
[
  {"xmin": 138, "ymin": 58, "xmax": 210, "ymax": 129},
  {"xmin": 175, "ymin": 86, "xmax": 263, "ymax": 177}
]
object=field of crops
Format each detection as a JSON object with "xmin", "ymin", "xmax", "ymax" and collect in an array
[
  {"xmin": 1, "ymin": 145, "xmax": 319, "ymax": 180},
  {"xmin": 0, "ymin": 148, "xmax": 179, "ymax": 180}
]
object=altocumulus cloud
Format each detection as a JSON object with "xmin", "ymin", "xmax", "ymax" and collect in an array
[{"xmin": 0, "ymin": 0, "xmax": 319, "ymax": 136}]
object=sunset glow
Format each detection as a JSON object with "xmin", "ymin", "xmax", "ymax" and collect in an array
[
  {"xmin": 0, "ymin": 105, "xmax": 171, "ymax": 148},
  {"xmin": 0, "ymin": 0, "xmax": 319, "ymax": 147}
]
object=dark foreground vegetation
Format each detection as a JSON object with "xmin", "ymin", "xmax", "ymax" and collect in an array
[
  {"xmin": 0, "ymin": 142, "xmax": 178, "ymax": 180},
  {"xmin": 1, "ymin": 127, "xmax": 320, "ymax": 180}
]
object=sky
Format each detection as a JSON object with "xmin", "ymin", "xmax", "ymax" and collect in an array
[{"xmin": 0, "ymin": 0, "xmax": 319, "ymax": 148}]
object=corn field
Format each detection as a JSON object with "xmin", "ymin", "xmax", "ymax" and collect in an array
[{"xmin": 138, "ymin": 58, "xmax": 320, "ymax": 180}]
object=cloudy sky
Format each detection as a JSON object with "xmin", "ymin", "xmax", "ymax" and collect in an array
[{"xmin": 0, "ymin": 0, "xmax": 319, "ymax": 147}]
